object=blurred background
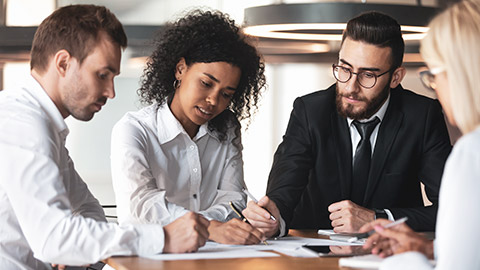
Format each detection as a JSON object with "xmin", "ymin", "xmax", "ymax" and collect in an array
[{"xmin": 0, "ymin": 0, "xmax": 461, "ymax": 210}]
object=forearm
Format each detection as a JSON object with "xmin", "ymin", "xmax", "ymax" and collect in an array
[{"xmin": 39, "ymin": 217, "xmax": 164, "ymax": 264}]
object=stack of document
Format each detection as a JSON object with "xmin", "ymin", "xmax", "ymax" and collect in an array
[{"xmin": 144, "ymin": 235, "xmax": 363, "ymax": 261}]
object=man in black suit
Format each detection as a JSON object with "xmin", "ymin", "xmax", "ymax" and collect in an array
[{"xmin": 243, "ymin": 11, "xmax": 452, "ymax": 237}]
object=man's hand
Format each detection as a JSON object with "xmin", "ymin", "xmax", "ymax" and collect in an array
[
  {"xmin": 208, "ymin": 219, "xmax": 265, "ymax": 245},
  {"xmin": 329, "ymin": 245, "xmax": 370, "ymax": 255},
  {"xmin": 328, "ymin": 200, "xmax": 375, "ymax": 233},
  {"xmin": 361, "ymin": 219, "xmax": 434, "ymax": 259},
  {"xmin": 242, "ymin": 196, "xmax": 280, "ymax": 238},
  {"xmin": 163, "ymin": 212, "xmax": 209, "ymax": 253}
]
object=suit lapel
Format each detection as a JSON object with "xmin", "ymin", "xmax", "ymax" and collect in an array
[
  {"xmin": 363, "ymin": 91, "xmax": 404, "ymax": 205},
  {"xmin": 331, "ymin": 111, "xmax": 352, "ymax": 199}
]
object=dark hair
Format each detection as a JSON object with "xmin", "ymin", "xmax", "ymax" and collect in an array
[
  {"xmin": 138, "ymin": 9, "xmax": 266, "ymax": 141},
  {"xmin": 341, "ymin": 11, "xmax": 404, "ymax": 69},
  {"xmin": 31, "ymin": 4, "xmax": 127, "ymax": 73}
]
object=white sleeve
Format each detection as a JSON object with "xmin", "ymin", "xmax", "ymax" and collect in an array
[
  {"xmin": 198, "ymin": 134, "xmax": 246, "ymax": 221},
  {"xmin": 380, "ymin": 252, "xmax": 433, "ymax": 270},
  {"xmin": 66, "ymin": 155, "xmax": 106, "ymax": 222},
  {"xmin": 433, "ymin": 137, "xmax": 480, "ymax": 270},
  {"xmin": 278, "ymin": 215, "xmax": 287, "ymax": 237},
  {"xmin": 381, "ymin": 135, "xmax": 480, "ymax": 270},
  {"xmin": 0, "ymin": 143, "xmax": 165, "ymax": 266},
  {"xmin": 111, "ymin": 119, "xmax": 189, "ymax": 226}
]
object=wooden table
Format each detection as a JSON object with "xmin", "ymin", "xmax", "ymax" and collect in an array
[{"xmin": 105, "ymin": 230, "xmax": 357, "ymax": 270}]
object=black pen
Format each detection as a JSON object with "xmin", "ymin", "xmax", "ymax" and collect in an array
[
  {"xmin": 242, "ymin": 188, "xmax": 276, "ymax": 221},
  {"xmin": 229, "ymin": 201, "xmax": 268, "ymax": 245}
]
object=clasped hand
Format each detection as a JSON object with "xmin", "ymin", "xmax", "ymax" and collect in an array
[{"xmin": 328, "ymin": 200, "xmax": 375, "ymax": 233}]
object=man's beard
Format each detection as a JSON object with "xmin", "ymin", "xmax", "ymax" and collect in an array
[{"xmin": 335, "ymin": 82, "xmax": 390, "ymax": 120}]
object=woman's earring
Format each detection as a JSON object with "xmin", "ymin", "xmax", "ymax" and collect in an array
[{"xmin": 173, "ymin": 79, "xmax": 181, "ymax": 89}]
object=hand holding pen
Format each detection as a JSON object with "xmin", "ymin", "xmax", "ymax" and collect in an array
[
  {"xmin": 205, "ymin": 201, "xmax": 265, "ymax": 245},
  {"xmin": 229, "ymin": 201, "xmax": 268, "ymax": 245},
  {"xmin": 359, "ymin": 217, "xmax": 432, "ymax": 258},
  {"xmin": 241, "ymin": 189, "xmax": 281, "ymax": 238},
  {"xmin": 242, "ymin": 189, "xmax": 276, "ymax": 221},
  {"xmin": 346, "ymin": 217, "xmax": 408, "ymax": 242}
]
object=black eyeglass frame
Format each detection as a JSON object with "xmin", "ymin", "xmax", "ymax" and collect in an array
[{"xmin": 332, "ymin": 63, "xmax": 393, "ymax": 89}]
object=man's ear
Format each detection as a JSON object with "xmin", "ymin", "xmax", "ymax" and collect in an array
[
  {"xmin": 390, "ymin": 66, "xmax": 406, "ymax": 88},
  {"xmin": 53, "ymin": 50, "xmax": 72, "ymax": 77},
  {"xmin": 175, "ymin": 58, "xmax": 187, "ymax": 80}
]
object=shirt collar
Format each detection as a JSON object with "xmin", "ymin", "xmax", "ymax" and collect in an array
[
  {"xmin": 156, "ymin": 103, "xmax": 214, "ymax": 144},
  {"xmin": 347, "ymin": 93, "xmax": 390, "ymax": 126},
  {"xmin": 25, "ymin": 74, "xmax": 69, "ymax": 139}
]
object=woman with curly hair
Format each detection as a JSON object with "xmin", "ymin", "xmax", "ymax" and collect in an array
[{"xmin": 111, "ymin": 9, "xmax": 267, "ymax": 245}]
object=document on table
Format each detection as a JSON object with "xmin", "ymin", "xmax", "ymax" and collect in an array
[
  {"xmin": 339, "ymin": 254, "xmax": 384, "ymax": 268},
  {"xmin": 318, "ymin": 229, "xmax": 367, "ymax": 244},
  {"xmin": 144, "ymin": 241, "xmax": 279, "ymax": 260},
  {"xmin": 144, "ymin": 236, "xmax": 364, "ymax": 261},
  {"xmin": 317, "ymin": 229, "xmax": 335, "ymax": 236},
  {"xmin": 339, "ymin": 254, "xmax": 437, "ymax": 269}
]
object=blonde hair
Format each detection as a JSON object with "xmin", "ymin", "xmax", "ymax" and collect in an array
[{"xmin": 420, "ymin": 0, "xmax": 480, "ymax": 134}]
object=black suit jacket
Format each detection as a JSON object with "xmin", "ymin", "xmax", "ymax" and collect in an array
[{"xmin": 267, "ymin": 84, "xmax": 452, "ymax": 231}]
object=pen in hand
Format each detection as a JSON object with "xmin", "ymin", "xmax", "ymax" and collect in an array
[
  {"xmin": 229, "ymin": 201, "xmax": 268, "ymax": 245},
  {"xmin": 242, "ymin": 188, "xmax": 276, "ymax": 221},
  {"xmin": 347, "ymin": 217, "xmax": 409, "ymax": 242}
]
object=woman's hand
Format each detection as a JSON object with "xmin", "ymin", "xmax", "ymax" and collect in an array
[
  {"xmin": 208, "ymin": 219, "xmax": 265, "ymax": 245},
  {"xmin": 360, "ymin": 219, "xmax": 434, "ymax": 259}
]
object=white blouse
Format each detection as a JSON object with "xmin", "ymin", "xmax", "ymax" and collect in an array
[
  {"xmin": 381, "ymin": 126, "xmax": 480, "ymax": 269},
  {"xmin": 111, "ymin": 103, "xmax": 246, "ymax": 226}
]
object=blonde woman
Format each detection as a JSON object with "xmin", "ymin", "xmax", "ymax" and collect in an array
[{"xmin": 361, "ymin": 0, "xmax": 480, "ymax": 269}]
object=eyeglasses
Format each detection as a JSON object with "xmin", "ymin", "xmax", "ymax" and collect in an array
[
  {"xmin": 419, "ymin": 67, "xmax": 445, "ymax": 91},
  {"xmin": 332, "ymin": 64, "xmax": 392, "ymax": 89}
]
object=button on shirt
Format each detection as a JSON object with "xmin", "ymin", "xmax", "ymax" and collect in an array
[
  {"xmin": 0, "ymin": 76, "xmax": 164, "ymax": 269},
  {"xmin": 111, "ymin": 103, "xmax": 246, "ymax": 226}
]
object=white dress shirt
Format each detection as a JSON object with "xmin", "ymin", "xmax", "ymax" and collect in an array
[
  {"xmin": 111, "ymin": 103, "xmax": 246, "ymax": 226},
  {"xmin": 347, "ymin": 95, "xmax": 394, "ymax": 221},
  {"xmin": 347, "ymin": 94, "xmax": 390, "ymax": 157},
  {"xmin": 0, "ymin": 76, "xmax": 164, "ymax": 270},
  {"xmin": 381, "ymin": 126, "xmax": 480, "ymax": 269}
]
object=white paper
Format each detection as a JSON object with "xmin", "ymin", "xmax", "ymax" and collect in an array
[
  {"xmin": 339, "ymin": 254, "xmax": 383, "ymax": 269},
  {"xmin": 143, "ymin": 236, "xmax": 364, "ymax": 261},
  {"xmin": 144, "ymin": 242, "xmax": 279, "ymax": 260},
  {"xmin": 317, "ymin": 229, "xmax": 335, "ymax": 236}
]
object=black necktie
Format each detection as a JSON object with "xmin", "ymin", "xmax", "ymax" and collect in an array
[{"xmin": 351, "ymin": 117, "xmax": 380, "ymax": 205}]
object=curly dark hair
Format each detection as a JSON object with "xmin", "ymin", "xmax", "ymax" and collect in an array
[{"xmin": 138, "ymin": 9, "xmax": 266, "ymax": 141}]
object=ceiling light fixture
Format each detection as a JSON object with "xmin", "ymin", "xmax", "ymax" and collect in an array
[{"xmin": 243, "ymin": 2, "xmax": 439, "ymax": 42}]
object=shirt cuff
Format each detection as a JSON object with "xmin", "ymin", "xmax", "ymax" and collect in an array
[
  {"xmin": 278, "ymin": 214, "xmax": 287, "ymax": 237},
  {"xmin": 133, "ymin": 223, "xmax": 165, "ymax": 256},
  {"xmin": 384, "ymin": 209, "xmax": 395, "ymax": 221},
  {"xmin": 198, "ymin": 205, "xmax": 230, "ymax": 222}
]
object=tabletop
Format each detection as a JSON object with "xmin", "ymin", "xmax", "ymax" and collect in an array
[{"xmin": 105, "ymin": 230, "xmax": 361, "ymax": 270}]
